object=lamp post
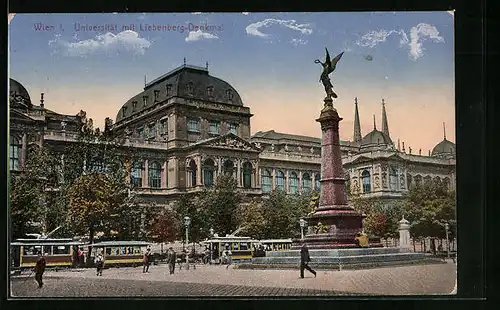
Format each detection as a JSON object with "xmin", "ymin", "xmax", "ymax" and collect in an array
[
  {"xmin": 444, "ymin": 222, "xmax": 450, "ymax": 259},
  {"xmin": 209, "ymin": 228, "xmax": 214, "ymax": 264},
  {"xmin": 184, "ymin": 216, "xmax": 191, "ymax": 270},
  {"xmin": 299, "ymin": 218, "xmax": 307, "ymax": 239}
]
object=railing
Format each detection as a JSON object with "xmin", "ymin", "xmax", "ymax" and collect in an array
[{"xmin": 259, "ymin": 151, "xmax": 321, "ymax": 164}]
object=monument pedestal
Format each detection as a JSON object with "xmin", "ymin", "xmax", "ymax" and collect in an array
[{"xmin": 292, "ymin": 98, "xmax": 381, "ymax": 249}]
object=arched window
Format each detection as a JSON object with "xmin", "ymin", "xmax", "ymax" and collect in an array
[
  {"xmin": 389, "ymin": 166, "xmax": 398, "ymax": 190},
  {"xmin": 131, "ymin": 161, "xmax": 144, "ymax": 188},
  {"xmin": 261, "ymin": 169, "xmax": 272, "ymax": 193},
  {"xmin": 223, "ymin": 160, "xmax": 234, "ymax": 177},
  {"xmin": 189, "ymin": 159, "xmax": 197, "ymax": 187},
  {"xmin": 10, "ymin": 136, "xmax": 21, "ymax": 170},
  {"xmin": 433, "ymin": 176, "xmax": 442, "ymax": 186},
  {"xmin": 302, "ymin": 173, "xmax": 312, "ymax": 193},
  {"xmin": 314, "ymin": 173, "xmax": 321, "ymax": 191},
  {"xmin": 203, "ymin": 159, "xmax": 216, "ymax": 187},
  {"xmin": 414, "ymin": 175, "xmax": 422, "ymax": 187},
  {"xmin": 407, "ymin": 174, "xmax": 413, "ymax": 189},
  {"xmin": 289, "ymin": 172, "xmax": 299, "ymax": 195},
  {"xmin": 243, "ymin": 162, "xmax": 252, "ymax": 188},
  {"xmin": 362, "ymin": 170, "xmax": 371, "ymax": 193},
  {"xmin": 148, "ymin": 161, "xmax": 162, "ymax": 188},
  {"xmin": 276, "ymin": 170, "xmax": 285, "ymax": 191}
]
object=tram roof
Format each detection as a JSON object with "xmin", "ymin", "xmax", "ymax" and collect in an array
[
  {"xmin": 257, "ymin": 239, "xmax": 293, "ymax": 243},
  {"xmin": 89, "ymin": 241, "xmax": 151, "ymax": 247},
  {"xmin": 11, "ymin": 241, "xmax": 85, "ymax": 246}
]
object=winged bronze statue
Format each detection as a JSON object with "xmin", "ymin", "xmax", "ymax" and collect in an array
[{"xmin": 315, "ymin": 48, "xmax": 344, "ymax": 99}]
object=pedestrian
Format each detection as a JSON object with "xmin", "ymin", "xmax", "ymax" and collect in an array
[
  {"xmin": 34, "ymin": 253, "xmax": 46, "ymax": 288},
  {"xmin": 167, "ymin": 247, "xmax": 176, "ymax": 275},
  {"xmin": 223, "ymin": 244, "xmax": 232, "ymax": 269},
  {"xmin": 95, "ymin": 252, "xmax": 104, "ymax": 276},
  {"xmin": 143, "ymin": 248, "xmax": 151, "ymax": 273},
  {"xmin": 300, "ymin": 243, "xmax": 316, "ymax": 279}
]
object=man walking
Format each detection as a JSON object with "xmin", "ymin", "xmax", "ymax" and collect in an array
[
  {"xmin": 167, "ymin": 247, "xmax": 176, "ymax": 275},
  {"xmin": 143, "ymin": 248, "xmax": 151, "ymax": 273},
  {"xmin": 300, "ymin": 243, "xmax": 316, "ymax": 279},
  {"xmin": 34, "ymin": 253, "xmax": 46, "ymax": 288},
  {"xmin": 95, "ymin": 252, "xmax": 104, "ymax": 276}
]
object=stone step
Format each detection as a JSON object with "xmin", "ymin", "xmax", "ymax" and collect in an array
[
  {"xmin": 252, "ymin": 253, "xmax": 426, "ymax": 265},
  {"xmin": 265, "ymin": 247, "xmax": 408, "ymax": 258}
]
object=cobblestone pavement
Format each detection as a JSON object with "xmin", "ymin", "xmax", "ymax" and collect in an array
[{"xmin": 10, "ymin": 260, "xmax": 457, "ymax": 297}]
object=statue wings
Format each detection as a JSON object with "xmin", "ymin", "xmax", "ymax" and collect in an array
[{"xmin": 325, "ymin": 48, "xmax": 344, "ymax": 74}]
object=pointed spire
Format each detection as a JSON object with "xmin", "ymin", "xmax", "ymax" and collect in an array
[
  {"xmin": 443, "ymin": 122, "xmax": 447, "ymax": 140},
  {"xmin": 381, "ymin": 98, "xmax": 390, "ymax": 138},
  {"xmin": 419, "ymin": 149, "xmax": 422, "ymax": 155},
  {"xmin": 183, "ymin": 57, "xmax": 186, "ymax": 65},
  {"xmin": 353, "ymin": 97, "xmax": 362, "ymax": 142},
  {"xmin": 397, "ymin": 139, "xmax": 401, "ymax": 151},
  {"xmin": 40, "ymin": 93, "xmax": 44, "ymax": 108},
  {"xmin": 402, "ymin": 141, "xmax": 405, "ymax": 153},
  {"xmin": 206, "ymin": 61, "xmax": 209, "ymax": 70},
  {"xmin": 373, "ymin": 114, "xmax": 377, "ymax": 130}
]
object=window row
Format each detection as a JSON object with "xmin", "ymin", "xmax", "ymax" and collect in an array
[
  {"xmin": 138, "ymin": 119, "xmax": 169, "ymax": 140},
  {"xmin": 186, "ymin": 158, "xmax": 254, "ymax": 188},
  {"xmin": 187, "ymin": 118, "xmax": 238, "ymax": 135},
  {"xmin": 261, "ymin": 169, "xmax": 321, "ymax": 194}
]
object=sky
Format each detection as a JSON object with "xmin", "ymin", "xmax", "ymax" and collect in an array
[{"xmin": 8, "ymin": 12, "xmax": 455, "ymax": 153}]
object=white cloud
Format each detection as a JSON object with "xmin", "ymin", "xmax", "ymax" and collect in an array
[
  {"xmin": 185, "ymin": 30, "xmax": 219, "ymax": 42},
  {"xmin": 8, "ymin": 13, "xmax": 16, "ymax": 24},
  {"xmin": 246, "ymin": 18, "xmax": 313, "ymax": 38},
  {"xmin": 408, "ymin": 23, "xmax": 445, "ymax": 60},
  {"xmin": 356, "ymin": 23, "xmax": 444, "ymax": 61},
  {"xmin": 49, "ymin": 30, "xmax": 152, "ymax": 57},
  {"xmin": 291, "ymin": 38, "xmax": 308, "ymax": 46},
  {"xmin": 356, "ymin": 29, "xmax": 408, "ymax": 48}
]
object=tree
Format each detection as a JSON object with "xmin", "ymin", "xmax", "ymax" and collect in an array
[
  {"xmin": 150, "ymin": 207, "xmax": 181, "ymax": 243},
  {"xmin": 402, "ymin": 179, "xmax": 456, "ymax": 239},
  {"xmin": 237, "ymin": 200, "xmax": 267, "ymax": 240},
  {"xmin": 66, "ymin": 173, "xmax": 123, "ymax": 257},
  {"xmin": 351, "ymin": 197, "xmax": 402, "ymax": 239},
  {"xmin": 203, "ymin": 174, "xmax": 242, "ymax": 237},
  {"xmin": 261, "ymin": 190, "xmax": 306, "ymax": 239},
  {"xmin": 173, "ymin": 193, "xmax": 209, "ymax": 244}
]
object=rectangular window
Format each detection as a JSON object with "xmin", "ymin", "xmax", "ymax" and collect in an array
[
  {"xmin": 132, "ymin": 101, "xmax": 138, "ymax": 111},
  {"xmin": 10, "ymin": 144, "xmax": 20, "ymax": 170},
  {"xmin": 138, "ymin": 127, "xmax": 145, "ymax": 139},
  {"xmin": 53, "ymin": 245, "xmax": 70, "ymax": 255},
  {"xmin": 160, "ymin": 119, "xmax": 168, "ymax": 135},
  {"xmin": 148, "ymin": 123, "xmax": 156, "ymax": 138},
  {"xmin": 122, "ymin": 106, "xmax": 127, "ymax": 116},
  {"xmin": 154, "ymin": 90, "xmax": 160, "ymax": 102},
  {"xmin": 166, "ymin": 84, "xmax": 172, "ymax": 96},
  {"xmin": 209, "ymin": 121, "xmax": 220, "ymax": 135},
  {"xmin": 229, "ymin": 123, "xmax": 238, "ymax": 135},
  {"xmin": 143, "ymin": 96, "xmax": 148, "ymax": 107},
  {"xmin": 187, "ymin": 119, "xmax": 200, "ymax": 133}
]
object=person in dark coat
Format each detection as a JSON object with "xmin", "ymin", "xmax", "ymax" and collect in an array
[
  {"xmin": 95, "ymin": 252, "xmax": 104, "ymax": 276},
  {"xmin": 34, "ymin": 253, "xmax": 46, "ymax": 288},
  {"xmin": 143, "ymin": 248, "xmax": 151, "ymax": 273},
  {"xmin": 300, "ymin": 243, "xmax": 316, "ymax": 279},
  {"xmin": 167, "ymin": 247, "xmax": 176, "ymax": 275}
]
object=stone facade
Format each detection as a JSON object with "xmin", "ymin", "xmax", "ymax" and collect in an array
[{"xmin": 9, "ymin": 64, "xmax": 456, "ymax": 209}]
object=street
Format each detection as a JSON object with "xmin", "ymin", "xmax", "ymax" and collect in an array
[{"xmin": 10, "ymin": 260, "xmax": 457, "ymax": 297}]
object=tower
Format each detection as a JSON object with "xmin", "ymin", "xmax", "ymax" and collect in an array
[
  {"xmin": 381, "ymin": 99, "xmax": 390, "ymax": 137},
  {"xmin": 353, "ymin": 97, "xmax": 362, "ymax": 142}
]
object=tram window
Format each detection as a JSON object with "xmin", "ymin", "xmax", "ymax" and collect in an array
[
  {"xmin": 53, "ymin": 245, "xmax": 70, "ymax": 255},
  {"xmin": 23, "ymin": 246, "xmax": 36, "ymax": 255},
  {"xmin": 105, "ymin": 248, "xmax": 112, "ymax": 256},
  {"xmin": 232, "ymin": 243, "xmax": 239, "ymax": 251},
  {"xmin": 110, "ymin": 247, "xmax": 120, "ymax": 255},
  {"xmin": 133, "ymin": 247, "xmax": 141, "ymax": 254},
  {"xmin": 121, "ymin": 247, "xmax": 127, "ymax": 255},
  {"xmin": 240, "ymin": 243, "xmax": 249, "ymax": 250}
]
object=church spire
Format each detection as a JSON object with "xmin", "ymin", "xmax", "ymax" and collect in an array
[
  {"xmin": 373, "ymin": 114, "xmax": 377, "ymax": 130},
  {"xmin": 381, "ymin": 98, "xmax": 390, "ymax": 137},
  {"xmin": 443, "ymin": 122, "xmax": 447, "ymax": 140},
  {"xmin": 353, "ymin": 97, "xmax": 362, "ymax": 142}
]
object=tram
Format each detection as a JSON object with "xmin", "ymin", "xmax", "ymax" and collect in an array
[
  {"xmin": 11, "ymin": 238, "xmax": 85, "ymax": 269},
  {"xmin": 257, "ymin": 239, "xmax": 293, "ymax": 252},
  {"xmin": 89, "ymin": 240, "xmax": 151, "ymax": 267},
  {"xmin": 202, "ymin": 236, "xmax": 255, "ymax": 263}
]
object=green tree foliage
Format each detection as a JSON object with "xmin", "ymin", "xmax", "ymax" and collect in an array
[
  {"xmin": 66, "ymin": 173, "xmax": 123, "ymax": 256},
  {"xmin": 202, "ymin": 174, "xmax": 242, "ymax": 237},
  {"xmin": 237, "ymin": 200, "xmax": 267, "ymax": 240},
  {"xmin": 351, "ymin": 197, "xmax": 402, "ymax": 238},
  {"xmin": 150, "ymin": 206, "xmax": 182, "ymax": 243},
  {"xmin": 173, "ymin": 193, "xmax": 210, "ymax": 243},
  {"xmin": 402, "ymin": 180, "xmax": 456, "ymax": 239}
]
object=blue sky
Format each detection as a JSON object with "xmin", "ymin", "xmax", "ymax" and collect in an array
[{"xmin": 9, "ymin": 12, "xmax": 455, "ymax": 153}]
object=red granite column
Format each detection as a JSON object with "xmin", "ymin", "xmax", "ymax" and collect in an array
[{"xmin": 315, "ymin": 98, "xmax": 348, "ymax": 210}]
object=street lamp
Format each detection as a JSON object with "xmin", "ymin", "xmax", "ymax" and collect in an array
[
  {"xmin": 184, "ymin": 216, "xmax": 191, "ymax": 270},
  {"xmin": 444, "ymin": 222, "xmax": 450, "ymax": 259},
  {"xmin": 209, "ymin": 228, "xmax": 214, "ymax": 264},
  {"xmin": 299, "ymin": 218, "xmax": 307, "ymax": 239}
]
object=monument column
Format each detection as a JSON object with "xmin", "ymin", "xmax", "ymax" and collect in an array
[{"xmin": 399, "ymin": 217, "xmax": 411, "ymax": 250}]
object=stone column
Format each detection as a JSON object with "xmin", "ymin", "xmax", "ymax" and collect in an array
[
  {"xmin": 399, "ymin": 217, "xmax": 411, "ymax": 250},
  {"xmin": 255, "ymin": 160, "xmax": 260, "ymax": 187},
  {"xmin": 162, "ymin": 161, "xmax": 168, "ymax": 188},
  {"xmin": 144, "ymin": 159, "xmax": 149, "ymax": 187},
  {"xmin": 21, "ymin": 133, "xmax": 27, "ymax": 167},
  {"xmin": 236, "ymin": 159, "xmax": 242, "ymax": 187},
  {"xmin": 217, "ymin": 157, "xmax": 222, "ymax": 175},
  {"xmin": 315, "ymin": 100, "xmax": 348, "ymax": 209},
  {"xmin": 272, "ymin": 168, "xmax": 276, "ymax": 190},
  {"xmin": 285, "ymin": 170, "xmax": 290, "ymax": 193}
]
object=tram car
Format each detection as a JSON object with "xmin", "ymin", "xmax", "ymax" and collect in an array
[
  {"xmin": 202, "ymin": 236, "xmax": 256, "ymax": 263},
  {"xmin": 11, "ymin": 238, "xmax": 85, "ymax": 269},
  {"xmin": 89, "ymin": 241, "xmax": 151, "ymax": 267}
]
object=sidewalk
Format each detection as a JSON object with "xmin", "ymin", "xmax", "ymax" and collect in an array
[{"xmin": 37, "ymin": 261, "xmax": 457, "ymax": 295}]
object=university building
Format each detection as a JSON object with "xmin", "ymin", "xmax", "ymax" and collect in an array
[{"xmin": 9, "ymin": 63, "xmax": 456, "ymax": 208}]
